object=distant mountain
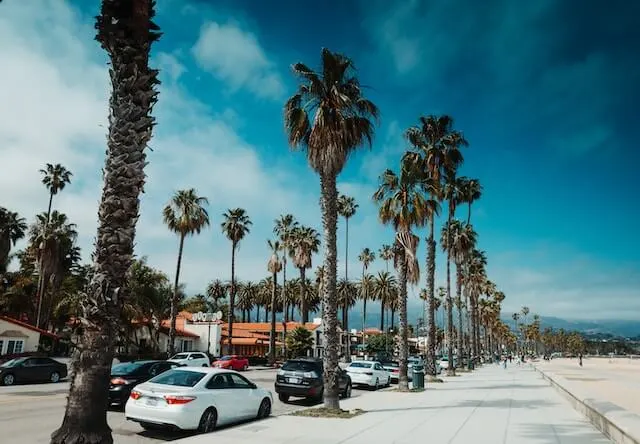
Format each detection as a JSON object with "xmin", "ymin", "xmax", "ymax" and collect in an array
[{"xmin": 501, "ymin": 315, "xmax": 640, "ymax": 338}]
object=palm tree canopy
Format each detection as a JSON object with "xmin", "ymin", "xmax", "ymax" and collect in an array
[
  {"xmin": 290, "ymin": 226, "xmax": 320, "ymax": 269},
  {"xmin": 358, "ymin": 247, "xmax": 375, "ymax": 269},
  {"xmin": 458, "ymin": 177, "xmax": 482, "ymax": 205},
  {"xmin": 163, "ymin": 189, "xmax": 210, "ymax": 237},
  {"xmin": 267, "ymin": 239, "xmax": 283, "ymax": 274},
  {"xmin": 338, "ymin": 194, "xmax": 358, "ymax": 219},
  {"xmin": 221, "ymin": 208, "xmax": 252, "ymax": 245},
  {"xmin": 274, "ymin": 214, "xmax": 298, "ymax": 249},
  {"xmin": 379, "ymin": 244, "xmax": 394, "ymax": 262},
  {"xmin": 284, "ymin": 48, "xmax": 379, "ymax": 176},
  {"xmin": 40, "ymin": 163, "xmax": 73, "ymax": 195},
  {"xmin": 440, "ymin": 220, "xmax": 477, "ymax": 265},
  {"xmin": 0, "ymin": 207, "xmax": 27, "ymax": 245}
]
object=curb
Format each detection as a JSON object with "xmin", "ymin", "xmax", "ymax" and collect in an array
[{"xmin": 534, "ymin": 366, "xmax": 640, "ymax": 444}]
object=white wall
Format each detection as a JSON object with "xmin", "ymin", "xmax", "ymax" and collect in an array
[
  {"xmin": 183, "ymin": 322, "xmax": 221, "ymax": 357},
  {"xmin": 0, "ymin": 319, "xmax": 41, "ymax": 355}
]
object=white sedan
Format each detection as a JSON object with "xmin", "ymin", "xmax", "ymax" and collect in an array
[
  {"xmin": 345, "ymin": 361, "xmax": 391, "ymax": 389},
  {"xmin": 125, "ymin": 367, "xmax": 272, "ymax": 433}
]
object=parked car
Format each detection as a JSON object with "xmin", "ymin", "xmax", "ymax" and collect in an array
[
  {"xmin": 212, "ymin": 355, "xmax": 249, "ymax": 371},
  {"xmin": 437, "ymin": 357, "xmax": 457, "ymax": 370},
  {"xmin": 345, "ymin": 360, "xmax": 390, "ymax": 389},
  {"xmin": 125, "ymin": 367, "xmax": 272, "ymax": 433},
  {"xmin": 0, "ymin": 356, "xmax": 67, "ymax": 386},
  {"xmin": 275, "ymin": 357, "xmax": 351, "ymax": 403},
  {"xmin": 109, "ymin": 360, "xmax": 183, "ymax": 407},
  {"xmin": 168, "ymin": 352, "xmax": 210, "ymax": 367}
]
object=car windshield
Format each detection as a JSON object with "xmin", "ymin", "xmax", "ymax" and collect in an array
[
  {"xmin": 348, "ymin": 362, "xmax": 372, "ymax": 368},
  {"xmin": 111, "ymin": 362, "xmax": 146, "ymax": 375},
  {"xmin": 150, "ymin": 369, "xmax": 205, "ymax": 387},
  {"xmin": 220, "ymin": 356, "xmax": 233, "ymax": 361},
  {"xmin": 171, "ymin": 353, "xmax": 189, "ymax": 360},
  {"xmin": 0, "ymin": 358, "xmax": 27, "ymax": 368},
  {"xmin": 282, "ymin": 360, "xmax": 318, "ymax": 372}
]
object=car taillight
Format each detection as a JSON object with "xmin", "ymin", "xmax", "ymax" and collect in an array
[
  {"xmin": 111, "ymin": 377, "xmax": 132, "ymax": 385},
  {"xmin": 393, "ymin": 369, "xmax": 399, "ymax": 373},
  {"xmin": 164, "ymin": 395, "xmax": 197, "ymax": 405},
  {"xmin": 130, "ymin": 391, "xmax": 141, "ymax": 400}
]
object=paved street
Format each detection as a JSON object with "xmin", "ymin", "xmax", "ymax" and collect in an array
[{"xmin": 0, "ymin": 368, "xmax": 371, "ymax": 444}]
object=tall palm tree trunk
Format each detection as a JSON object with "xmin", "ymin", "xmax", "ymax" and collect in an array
[
  {"xmin": 445, "ymin": 246, "xmax": 455, "ymax": 376},
  {"xmin": 269, "ymin": 271, "xmax": 278, "ymax": 365},
  {"xmin": 51, "ymin": 1, "xmax": 159, "ymax": 442},
  {"xmin": 343, "ymin": 217, "xmax": 350, "ymax": 362},
  {"xmin": 379, "ymin": 299, "xmax": 385, "ymax": 332},
  {"xmin": 425, "ymin": 219, "xmax": 438, "ymax": 377},
  {"xmin": 281, "ymin": 256, "xmax": 288, "ymax": 356},
  {"xmin": 300, "ymin": 267, "xmax": 308, "ymax": 323},
  {"xmin": 397, "ymin": 246, "xmax": 409, "ymax": 391},
  {"xmin": 464, "ymin": 288, "xmax": 472, "ymax": 367},
  {"xmin": 227, "ymin": 243, "xmax": 237, "ymax": 355},
  {"xmin": 168, "ymin": 233, "xmax": 185, "ymax": 356},
  {"xmin": 456, "ymin": 265, "xmax": 464, "ymax": 369},
  {"xmin": 319, "ymin": 173, "xmax": 340, "ymax": 410},
  {"xmin": 35, "ymin": 192, "xmax": 55, "ymax": 328}
]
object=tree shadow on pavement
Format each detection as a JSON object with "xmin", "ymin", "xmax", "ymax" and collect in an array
[{"xmin": 517, "ymin": 422, "xmax": 610, "ymax": 444}]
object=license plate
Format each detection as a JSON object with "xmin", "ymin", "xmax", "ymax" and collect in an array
[
  {"xmin": 145, "ymin": 397, "xmax": 159, "ymax": 406},
  {"xmin": 287, "ymin": 377, "xmax": 301, "ymax": 384}
]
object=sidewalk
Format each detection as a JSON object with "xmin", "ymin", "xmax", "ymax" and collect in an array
[{"xmin": 177, "ymin": 364, "xmax": 610, "ymax": 444}]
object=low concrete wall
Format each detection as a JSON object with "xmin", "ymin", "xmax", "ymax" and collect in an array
[{"xmin": 534, "ymin": 366, "xmax": 640, "ymax": 444}]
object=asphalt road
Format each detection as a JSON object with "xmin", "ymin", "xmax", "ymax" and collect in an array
[{"xmin": 0, "ymin": 369, "xmax": 371, "ymax": 444}]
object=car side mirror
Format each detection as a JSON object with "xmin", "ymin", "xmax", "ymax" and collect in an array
[{"xmin": 249, "ymin": 383, "xmax": 257, "ymax": 389}]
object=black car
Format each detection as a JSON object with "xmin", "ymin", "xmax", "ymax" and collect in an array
[
  {"xmin": 274, "ymin": 357, "xmax": 351, "ymax": 403},
  {"xmin": 0, "ymin": 357, "xmax": 68, "ymax": 386},
  {"xmin": 109, "ymin": 360, "xmax": 182, "ymax": 407}
]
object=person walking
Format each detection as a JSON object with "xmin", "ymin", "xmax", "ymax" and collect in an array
[
  {"xmin": 579, "ymin": 353, "xmax": 583, "ymax": 367},
  {"xmin": 502, "ymin": 356, "xmax": 507, "ymax": 369}
]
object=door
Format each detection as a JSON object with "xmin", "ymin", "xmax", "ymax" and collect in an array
[
  {"xmin": 34, "ymin": 358, "xmax": 56, "ymax": 382},
  {"xmin": 373, "ymin": 363, "xmax": 387, "ymax": 384},
  {"xmin": 204, "ymin": 373, "xmax": 240, "ymax": 425},
  {"xmin": 226, "ymin": 373, "xmax": 258, "ymax": 419},
  {"xmin": 19, "ymin": 358, "xmax": 41, "ymax": 382}
]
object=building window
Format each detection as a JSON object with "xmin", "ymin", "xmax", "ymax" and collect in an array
[
  {"xmin": 0, "ymin": 340, "xmax": 4, "ymax": 355},
  {"xmin": 6, "ymin": 340, "xmax": 24, "ymax": 355},
  {"xmin": 181, "ymin": 340, "xmax": 194, "ymax": 352}
]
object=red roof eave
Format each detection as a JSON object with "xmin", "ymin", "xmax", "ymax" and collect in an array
[{"xmin": 0, "ymin": 316, "xmax": 60, "ymax": 339}]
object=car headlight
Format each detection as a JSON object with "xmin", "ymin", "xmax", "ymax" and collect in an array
[{"xmin": 277, "ymin": 370, "xmax": 285, "ymax": 376}]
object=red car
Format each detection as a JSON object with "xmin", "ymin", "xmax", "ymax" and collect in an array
[{"xmin": 212, "ymin": 355, "xmax": 249, "ymax": 371}]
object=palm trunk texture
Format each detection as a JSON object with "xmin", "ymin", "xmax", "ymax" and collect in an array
[
  {"xmin": 320, "ymin": 173, "xmax": 340, "ymax": 410},
  {"xmin": 397, "ymin": 246, "xmax": 409, "ymax": 391},
  {"xmin": 50, "ymin": 1, "xmax": 159, "ymax": 442},
  {"xmin": 168, "ymin": 233, "xmax": 185, "ymax": 356},
  {"xmin": 425, "ymin": 219, "xmax": 438, "ymax": 378}
]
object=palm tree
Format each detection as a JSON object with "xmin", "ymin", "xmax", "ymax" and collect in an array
[
  {"xmin": 274, "ymin": 215, "xmax": 298, "ymax": 322},
  {"xmin": 206, "ymin": 279, "xmax": 228, "ymax": 310},
  {"xmin": 163, "ymin": 189, "xmax": 209, "ymax": 355},
  {"xmin": 441, "ymin": 220, "xmax": 476, "ymax": 369},
  {"xmin": 372, "ymin": 159, "xmax": 431, "ymax": 391},
  {"xmin": 357, "ymin": 248, "xmax": 375, "ymax": 342},
  {"xmin": 290, "ymin": 226, "xmax": 320, "ymax": 323},
  {"xmin": 458, "ymin": 178, "xmax": 482, "ymax": 225},
  {"xmin": 36, "ymin": 163, "xmax": 73, "ymax": 328},
  {"xmin": 221, "ymin": 208, "xmax": 252, "ymax": 354},
  {"xmin": 466, "ymin": 249, "xmax": 488, "ymax": 358},
  {"xmin": 50, "ymin": 2, "xmax": 160, "ymax": 442},
  {"xmin": 373, "ymin": 271, "xmax": 396, "ymax": 332},
  {"xmin": 267, "ymin": 240, "xmax": 282, "ymax": 365},
  {"xmin": 0, "ymin": 208, "xmax": 27, "ymax": 273},
  {"xmin": 337, "ymin": 194, "xmax": 358, "ymax": 360},
  {"xmin": 379, "ymin": 244, "xmax": 393, "ymax": 272},
  {"xmin": 284, "ymin": 48, "xmax": 379, "ymax": 410},
  {"xmin": 337, "ymin": 278, "xmax": 358, "ymax": 358},
  {"xmin": 237, "ymin": 281, "xmax": 258, "ymax": 322},
  {"xmin": 404, "ymin": 115, "xmax": 464, "ymax": 378}
]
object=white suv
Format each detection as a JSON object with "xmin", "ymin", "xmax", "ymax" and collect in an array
[{"xmin": 168, "ymin": 352, "xmax": 210, "ymax": 367}]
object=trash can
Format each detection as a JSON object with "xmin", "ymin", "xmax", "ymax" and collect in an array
[{"xmin": 412, "ymin": 365, "xmax": 425, "ymax": 389}]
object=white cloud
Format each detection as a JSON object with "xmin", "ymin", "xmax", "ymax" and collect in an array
[{"xmin": 192, "ymin": 21, "xmax": 284, "ymax": 100}]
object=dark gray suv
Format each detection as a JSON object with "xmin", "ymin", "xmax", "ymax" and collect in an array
[{"xmin": 274, "ymin": 357, "xmax": 351, "ymax": 403}]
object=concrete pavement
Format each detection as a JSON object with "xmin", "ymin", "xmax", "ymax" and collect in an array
[
  {"xmin": 177, "ymin": 363, "xmax": 610, "ymax": 444},
  {"xmin": 535, "ymin": 358, "xmax": 640, "ymax": 444}
]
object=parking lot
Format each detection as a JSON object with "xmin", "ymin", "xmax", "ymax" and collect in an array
[{"xmin": 0, "ymin": 368, "xmax": 375, "ymax": 444}]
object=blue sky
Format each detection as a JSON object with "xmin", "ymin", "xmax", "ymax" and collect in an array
[{"xmin": 0, "ymin": 0, "xmax": 638, "ymax": 321}]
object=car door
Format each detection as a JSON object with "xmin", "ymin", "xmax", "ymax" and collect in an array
[
  {"xmin": 203, "ymin": 373, "xmax": 240, "ymax": 426},
  {"xmin": 373, "ymin": 362, "xmax": 387, "ymax": 383},
  {"xmin": 227, "ymin": 373, "xmax": 260, "ymax": 419},
  {"xmin": 19, "ymin": 358, "xmax": 41, "ymax": 382}
]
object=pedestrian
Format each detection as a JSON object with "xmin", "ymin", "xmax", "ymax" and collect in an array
[
  {"xmin": 579, "ymin": 353, "xmax": 583, "ymax": 367},
  {"xmin": 503, "ymin": 356, "xmax": 507, "ymax": 369}
]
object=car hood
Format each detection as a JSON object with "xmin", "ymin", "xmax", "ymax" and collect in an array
[{"xmin": 134, "ymin": 382, "xmax": 198, "ymax": 395}]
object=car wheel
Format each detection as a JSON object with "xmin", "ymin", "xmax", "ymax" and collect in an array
[
  {"xmin": 202, "ymin": 364, "xmax": 208, "ymax": 367},
  {"xmin": 2, "ymin": 373, "xmax": 15, "ymax": 386},
  {"xmin": 243, "ymin": 364, "xmax": 249, "ymax": 371},
  {"xmin": 278, "ymin": 393, "xmax": 289, "ymax": 403},
  {"xmin": 257, "ymin": 398, "xmax": 271, "ymax": 418},
  {"xmin": 197, "ymin": 408, "xmax": 217, "ymax": 434},
  {"xmin": 50, "ymin": 372, "xmax": 60, "ymax": 383},
  {"xmin": 342, "ymin": 382, "xmax": 352, "ymax": 399}
]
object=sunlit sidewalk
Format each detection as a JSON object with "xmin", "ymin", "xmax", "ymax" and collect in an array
[{"xmin": 177, "ymin": 364, "xmax": 610, "ymax": 444}]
